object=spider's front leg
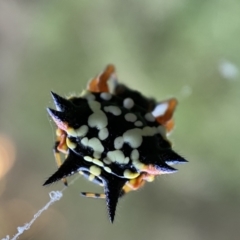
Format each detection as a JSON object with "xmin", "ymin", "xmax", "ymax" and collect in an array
[
  {"xmin": 53, "ymin": 128, "xmax": 68, "ymax": 186},
  {"xmin": 121, "ymin": 173, "xmax": 155, "ymax": 196}
]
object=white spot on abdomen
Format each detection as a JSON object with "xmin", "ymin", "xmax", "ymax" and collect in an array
[
  {"xmin": 100, "ymin": 92, "xmax": 112, "ymax": 101},
  {"xmin": 88, "ymin": 111, "xmax": 108, "ymax": 130},
  {"xmin": 134, "ymin": 121, "xmax": 143, "ymax": 127},
  {"xmin": 67, "ymin": 125, "xmax": 88, "ymax": 137},
  {"xmin": 98, "ymin": 127, "xmax": 109, "ymax": 140},
  {"xmin": 114, "ymin": 136, "xmax": 124, "ymax": 149},
  {"xmin": 123, "ymin": 98, "xmax": 134, "ymax": 109},
  {"xmin": 123, "ymin": 128, "xmax": 142, "ymax": 148},
  {"xmin": 104, "ymin": 106, "xmax": 122, "ymax": 116},
  {"xmin": 81, "ymin": 137, "xmax": 104, "ymax": 159},
  {"xmin": 88, "ymin": 100, "xmax": 101, "ymax": 111},
  {"xmin": 144, "ymin": 113, "xmax": 155, "ymax": 122},
  {"xmin": 142, "ymin": 126, "xmax": 157, "ymax": 136},
  {"xmin": 80, "ymin": 90, "xmax": 96, "ymax": 101},
  {"xmin": 107, "ymin": 150, "xmax": 126, "ymax": 164},
  {"xmin": 103, "ymin": 158, "xmax": 111, "ymax": 165},
  {"xmin": 125, "ymin": 113, "xmax": 137, "ymax": 122},
  {"xmin": 81, "ymin": 137, "xmax": 88, "ymax": 146},
  {"xmin": 88, "ymin": 137, "xmax": 104, "ymax": 158},
  {"xmin": 89, "ymin": 165, "xmax": 101, "ymax": 176},
  {"xmin": 131, "ymin": 149, "xmax": 139, "ymax": 160}
]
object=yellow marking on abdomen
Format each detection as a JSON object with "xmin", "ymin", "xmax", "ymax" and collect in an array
[
  {"xmin": 123, "ymin": 169, "xmax": 140, "ymax": 179},
  {"xmin": 89, "ymin": 165, "xmax": 101, "ymax": 176},
  {"xmin": 66, "ymin": 138, "xmax": 77, "ymax": 149}
]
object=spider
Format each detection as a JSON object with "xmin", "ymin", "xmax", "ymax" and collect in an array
[{"xmin": 43, "ymin": 64, "xmax": 187, "ymax": 222}]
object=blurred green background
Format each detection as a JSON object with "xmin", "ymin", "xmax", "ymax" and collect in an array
[{"xmin": 1, "ymin": 0, "xmax": 240, "ymax": 239}]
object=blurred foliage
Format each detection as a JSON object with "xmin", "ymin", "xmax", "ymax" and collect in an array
[{"xmin": 0, "ymin": 0, "xmax": 240, "ymax": 239}]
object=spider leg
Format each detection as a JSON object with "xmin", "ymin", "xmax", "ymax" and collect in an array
[
  {"xmin": 81, "ymin": 186, "xmax": 132, "ymax": 200},
  {"xmin": 79, "ymin": 170, "xmax": 104, "ymax": 186},
  {"xmin": 81, "ymin": 192, "xmax": 106, "ymax": 199},
  {"xmin": 53, "ymin": 128, "xmax": 68, "ymax": 186},
  {"xmin": 121, "ymin": 174, "xmax": 147, "ymax": 194},
  {"xmin": 79, "ymin": 170, "xmax": 105, "ymax": 199},
  {"xmin": 81, "ymin": 173, "xmax": 155, "ymax": 199}
]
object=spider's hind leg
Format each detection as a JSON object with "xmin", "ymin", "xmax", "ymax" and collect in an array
[
  {"xmin": 81, "ymin": 192, "xmax": 106, "ymax": 199},
  {"xmin": 79, "ymin": 170, "xmax": 106, "ymax": 199}
]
